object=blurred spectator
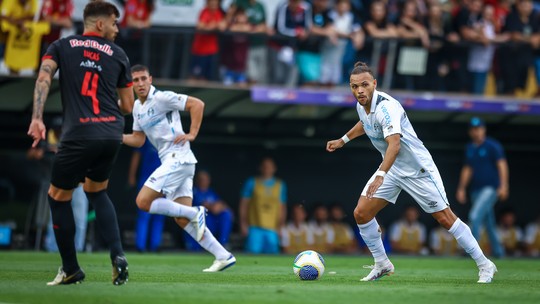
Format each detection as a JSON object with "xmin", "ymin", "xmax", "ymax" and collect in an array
[
  {"xmin": 119, "ymin": 0, "xmax": 155, "ymax": 65},
  {"xmin": 466, "ymin": 4, "xmax": 509, "ymax": 94},
  {"xmin": 270, "ymin": 0, "xmax": 311, "ymax": 87},
  {"xmin": 239, "ymin": 157, "xmax": 287, "ymax": 254},
  {"xmin": 1, "ymin": 0, "xmax": 50, "ymax": 74},
  {"xmin": 394, "ymin": 0, "xmax": 430, "ymax": 90},
  {"xmin": 40, "ymin": 0, "xmax": 74, "ymax": 55},
  {"xmin": 329, "ymin": 203, "xmax": 357, "ymax": 253},
  {"xmin": 430, "ymin": 226, "xmax": 461, "ymax": 256},
  {"xmin": 422, "ymin": 1, "xmax": 459, "ymax": 91},
  {"xmin": 221, "ymin": 6, "xmax": 250, "ymax": 86},
  {"xmin": 497, "ymin": 209, "xmax": 523, "ymax": 256},
  {"xmin": 281, "ymin": 203, "xmax": 313, "ymax": 254},
  {"xmin": 320, "ymin": 0, "xmax": 364, "ymax": 86},
  {"xmin": 308, "ymin": 204, "xmax": 334, "ymax": 254},
  {"xmin": 524, "ymin": 216, "xmax": 540, "ymax": 257},
  {"xmin": 361, "ymin": 0, "xmax": 398, "ymax": 77},
  {"xmin": 396, "ymin": 0, "xmax": 430, "ymax": 48},
  {"xmin": 456, "ymin": 117, "xmax": 508, "ymax": 258},
  {"xmin": 296, "ymin": 0, "xmax": 334, "ymax": 86},
  {"xmin": 128, "ymin": 140, "xmax": 164, "ymax": 252},
  {"xmin": 190, "ymin": 0, "xmax": 226, "ymax": 82},
  {"xmin": 236, "ymin": 0, "xmax": 269, "ymax": 84},
  {"xmin": 187, "ymin": 170, "xmax": 233, "ymax": 250},
  {"xmin": 500, "ymin": 0, "xmax": 540, "ymax": 95},
  {"xmin": 389, "ymin": 206, "xmax": 427, "ymax": 255}
]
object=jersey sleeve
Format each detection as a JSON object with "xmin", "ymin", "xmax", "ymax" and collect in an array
[
  {"xmin": 491, "ymin": 139, "xmax": 506, "ymax": 160},
  {"xmin": 240, "ymin": 177, "xmax": 256, "ymax": 199},
  {"xmin": 116, "ymin": 49, "xmax": 133, "ymax": 88},
  {"xmin": 158, "ymin": 91, "xmax": 188, "ymax": 111},
  {"xmin": 376, "ymin": 100, "xmax": 402, "ymax": 138},
  {"xmin": 280, "ymin": 181, "xmax": 287, "ymax": 204},
  {"xmin": 132, "ymin": 104, "xmax": 142, "ymax": 131},
  {"xmin": 42, "ymin": 40, "xmax": 60, "ymax": 64}
]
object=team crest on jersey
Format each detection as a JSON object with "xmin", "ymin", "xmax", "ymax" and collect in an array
[
  {"xmin": 80, "ymin": 60, "xmax": 102, "ymax": 71},
  {"xmin": 147, "ymin": 108, "xmax": 155, "ymax": 117}
]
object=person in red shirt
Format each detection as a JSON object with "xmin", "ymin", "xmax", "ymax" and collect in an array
[
  {"xmin": 189, "ymin": 0, "xmax": 226, "ymax": 81},
  {"xmin": 40, "ymin": 0, "xmax": 74, "ymax": 49},
  {"xmin": 119, "ymin": 0, "xmax": 154, "ymax": 65}
]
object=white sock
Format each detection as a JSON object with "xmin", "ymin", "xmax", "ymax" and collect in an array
[
  {"xmin": 448, "ymin": 218, "xmax": 489, "ymax": 266},
  {"xmin": 358, "ymin": 218, "xmax": 389, "ymax": 264},
  {"xmin": 184, "ymin": 225, "xmax": 230, "ymax": 260},
  {"xmin": 148, "ymin": 197, "xmax": 197, "ymax": 219}
]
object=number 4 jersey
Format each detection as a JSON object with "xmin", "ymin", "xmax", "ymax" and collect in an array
[{"xmin": 43, "ymin": 33, "xmax": 133, "ymax": 141}]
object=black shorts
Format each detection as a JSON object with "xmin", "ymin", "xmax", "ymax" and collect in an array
[{"xmin": 50, "ymin": 140, "xmax": 121, "ymax": 190}]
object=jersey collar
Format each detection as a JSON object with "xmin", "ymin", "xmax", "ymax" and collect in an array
[
  {"xmin": 83, "ymin": 32, "xmax": 103, "ymax": 37},
  {"xmin": 369, "ymin": 90, "xmax": 380, "ymax": 113},
  {"xmin": 147, "ymin": 85, "xmax": 157, "ymax": 100}
]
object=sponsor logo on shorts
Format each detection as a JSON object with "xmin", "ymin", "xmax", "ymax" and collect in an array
[{"xmin": 428, "ymin": 201, "xmax": 438, "ymax": 208}]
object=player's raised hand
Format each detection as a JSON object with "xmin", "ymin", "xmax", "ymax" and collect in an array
[
  {"xmin": 326, "ymin": 138, "xmax": 345, "ymax": 152},
  {"xmin": 173, "ymin": 133, "xmax": 196, "ymax": 145},
  {"xmin": 28, "ymin": 119, "xmax": 46, "ymax": 148}
]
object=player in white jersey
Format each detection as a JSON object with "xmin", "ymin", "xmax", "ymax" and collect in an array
[
  {"xmin": 326, "ymin": 62, "xmax": 497, "ymax": 283},
  {"xmin": 123, "ymin": 65, "xmax": 236, "ymax": 272}
]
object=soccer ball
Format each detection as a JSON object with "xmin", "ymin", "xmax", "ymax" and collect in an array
[{"xmin": 293, "ymin": 250, "xmax": 325, "ymax": 280}]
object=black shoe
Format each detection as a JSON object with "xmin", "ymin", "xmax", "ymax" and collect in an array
[
  {"xmin": 112, "ymin": 256, "xmax": 129, "ymax": 285},
  {"xmin": 47, "ymin": 267, "xmax": 86, "ymax": 286}
]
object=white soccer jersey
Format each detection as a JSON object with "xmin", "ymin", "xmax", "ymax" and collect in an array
[
  {"xmin": 132, "ymin": 86, "xmax": 197, "ymax": 164},
  {"xmin": 356, "ymin": 90, "xmax": 437, "ymax": 177}
]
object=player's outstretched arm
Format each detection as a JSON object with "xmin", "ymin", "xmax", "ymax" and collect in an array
[
  {"xmin": 173, "ymin": 96, "xmax": 205, "ymax": 145},
  {"xmin": 123, "ymin": 131, "xmax": 146, "ymax": 148},
  {"xmin": 117, "ymin": 86, "xmax": 134, "ymax": 115},
  {"xmin": 326, "ymin": 121, "xmax": 365, "ymax": 152},
  {"xmin": 28, "ymin": 59, "xmax": 58, "ymax": 147}
]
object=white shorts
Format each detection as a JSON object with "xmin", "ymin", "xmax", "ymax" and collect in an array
[
  {"xmin": 361, "ymin": 169, "xmax": 450, "ymax": 213},
  {"xmin": 144, "ymin": 159, "xmax": 195, "ymax": 201}
]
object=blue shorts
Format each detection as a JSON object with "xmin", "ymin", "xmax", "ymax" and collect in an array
[
  {"xmin": 245, "ymin": 226, "xmax": 280, "ymax": 254},
  {"xmin": 190, "ymin": 54, "xmax": 215, "ymax": 80}
]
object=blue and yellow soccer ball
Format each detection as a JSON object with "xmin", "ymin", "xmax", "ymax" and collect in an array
[{"xmin": 293, "ymin": 250, "xmax": 325, "ymax": 280}]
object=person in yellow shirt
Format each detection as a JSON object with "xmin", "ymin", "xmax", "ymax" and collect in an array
[
  {"xmin": 308, "ymin": 204, "xmax": 334, "ymax": 254},
  {"xmin": 329, "ymin": 204, "xmax": 357, "ymax": 253},
  {"xmin": 239, "ymin": 157, "xmax": 287, "ymax": 254},
  {"xmin": 430, "ymin": 226, "xmax": 461, "ymax": 256},
  {"xmin": 281, "ymin": 203, "xmax": 313, "ymax": 254},
  {"xmin": 497, "ymin": 209, "xmax": 523, "ymax": 256},
  {"xmin": 524, "ymin": 216, "xmax": 540, "ymax": 257},
  {"xmin": 389, "ymin": 206, "xmax": 427, "ymax": 254}
]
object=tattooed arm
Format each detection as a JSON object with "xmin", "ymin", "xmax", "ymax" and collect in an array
[{"xmin": 28, "ymin": 59, "xmax": 58, "ymax": 147}]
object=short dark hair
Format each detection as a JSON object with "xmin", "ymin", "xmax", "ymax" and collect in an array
[
  {"xmin": 350, "ymin": 61, "xmax": 374, "ymax": 77},
  {"xmin": 131, "ymin": 64, "xmax": 150, "ymax": 74},
  {"xmin": 83, "ymin": 0, "xmax": 120, "ymax": 21}
]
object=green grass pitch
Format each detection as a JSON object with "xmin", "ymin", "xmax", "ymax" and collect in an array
[{"xmin": 0, "ymin": 251, "xmax": 539, "ymax": 304}]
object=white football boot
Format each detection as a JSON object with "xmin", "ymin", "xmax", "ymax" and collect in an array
[
  {"xmin": 477, "ymin": 260, "xmax": 497, "ymax": 283},
  {"xmin": 360, "ymin": 261, "xmax": 394, "ymax": 281},
  {"xmin": 203, "ymin": 255, "xmax": 236, "ymax": 272}
]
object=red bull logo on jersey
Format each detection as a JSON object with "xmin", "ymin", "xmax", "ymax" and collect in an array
[{"xmin": 69, "ymin": 39, "xmax": 113, "ymax": 56}]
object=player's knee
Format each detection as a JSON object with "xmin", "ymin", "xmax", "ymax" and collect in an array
[{"xmin": 353, "ymin": 206, "xmax": 371, "ymax": 224}]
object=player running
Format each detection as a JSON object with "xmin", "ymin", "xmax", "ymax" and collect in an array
[
  {"xmin": 122, "ymin": 64, "xmax": 236, "ymax": 272},
  {"xmin": 326, "ymin": 61, "xmax": 497, "ymax": 283}
]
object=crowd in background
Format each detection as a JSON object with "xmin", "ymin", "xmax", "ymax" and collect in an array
[{"xmin": 0, "ymin": 0, "xmax": 540, "ymax": 96}]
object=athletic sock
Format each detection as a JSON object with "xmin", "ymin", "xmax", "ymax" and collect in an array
[
  {"xmin": 448, "ymin": 218, "xmax": 489, "ymax": 266},
  {"xmin": 85, "ymin": 190, "xmax": 124, "ymax": 260},
  {"xmin": 184, "ymin": 225, "xmax": 230, "ymax": 260},
  {"xmin": 149, "ymin": 197, "xmax": 197, "ymax": 219},
  {"xmin": 358, "ymin": 218, "xmax": 389, "ymax": 264},
  {"xmin": 48, "ymin": 195, "xmax": 79, "ymax": 274}
]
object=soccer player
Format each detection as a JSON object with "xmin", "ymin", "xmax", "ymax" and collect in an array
[
  {"xmin": 27, "ymin": 0, "xmax": 133, "ymax": 285},
  {"xmin": 326, "ymin": 61, "xmax": 497, "ymax": 283},
  {"xmin": 122, "ymin": 64, "xmax": 236, "ymax": 272}
]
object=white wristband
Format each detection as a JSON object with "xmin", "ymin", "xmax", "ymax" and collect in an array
[
  {"xmin": 375, "ymin": 170, "xmax": 386, "ymax": 178},
  {"xmin": 341, "ymin": 135, "xmax": 350, "ymax": 144}
]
